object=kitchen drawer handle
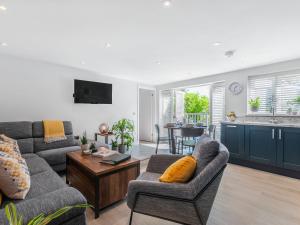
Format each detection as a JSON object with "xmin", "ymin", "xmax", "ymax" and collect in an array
[
  {"xmin": 272, "ymin": 129, "xmax": 275, "ymax": 139},
  {"xmin": 279, "ymin": 129, "xmax": 282, "ymax": 140},
  {"xmin": 227, "ymin": 125, "xmax": 237, "ymax": 128}
]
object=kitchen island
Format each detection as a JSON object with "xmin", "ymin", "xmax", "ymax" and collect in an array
[{"xmin": 221, "ymin": 121, "xmax": 300, "ymax": 179}]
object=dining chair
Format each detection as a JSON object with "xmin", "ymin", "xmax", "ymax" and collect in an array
[
  {"xmin": 178, "ymin": 128, "xmax": 204, "ymax": 154},
  {"xmin": 208, "ymin": 125, "xmax": 216, "ymax": 140},
  {"xmin": 155, "ymin": 124, "xmax": 171, "ymax": 154}
]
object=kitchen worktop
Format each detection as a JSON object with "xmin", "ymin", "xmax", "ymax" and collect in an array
[{"xmin": 221, "ymin": 121, "xmax": 300, "ymax": 128}]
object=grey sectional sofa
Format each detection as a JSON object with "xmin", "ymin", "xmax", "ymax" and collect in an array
[{"xmin": 0, "ymin": 121, "xmax": 87, "ymax": 225}]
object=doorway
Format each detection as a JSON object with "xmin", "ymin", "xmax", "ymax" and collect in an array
[{"xmin": 139, "ymin": 88, "xmax": 155, "ymax": 142}]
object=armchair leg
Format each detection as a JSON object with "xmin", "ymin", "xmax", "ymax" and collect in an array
[{"xmin": 129, "ymin": 210, "xmax": 134, "ymax": 225}]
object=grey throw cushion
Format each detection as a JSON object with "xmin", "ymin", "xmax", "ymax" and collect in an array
[{"xmin": 193, "ymin": 140, "xmax": 220, "ymax": 174}]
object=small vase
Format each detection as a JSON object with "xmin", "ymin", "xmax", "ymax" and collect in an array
[
  {"xmin": 81, "ymin": 144, "xmax": 90, "ymax": 154},
  {"xmin": 118, "ymin": 144, "xmax": 126, "ymax": 153},
  {"xmin": 250, "ymin": 107, "xmax": 258, "ymax": 112}
]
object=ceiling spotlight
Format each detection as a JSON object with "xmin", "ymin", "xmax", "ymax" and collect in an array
[
  {"xmin": 81, "ymin": 61, "xmax": 86, "ymax": 65},
  {"xmin": 156, "ymin": 61, "xmax": 161, "ymax": 65},
  {"xmin": 1, "ymin": 42, "xmax": 7, "ymax": 47},
  {"xmin": 225, "ymin": 50, "xmax": 236, "ymax": 58},
  {"xmin": 162, "ymin": 0, "xmax": 172, "ymax": 7},
  {"xmin": 105, "ymin": 43, "xmax": 111, "ymax": 48},
  {"xmin": 0, "ymin": 5, "xmax": 7, "ymax": 11},
  {"xmin": 213, "ymin": 42, "xmax": 221, "ymax": 46}
]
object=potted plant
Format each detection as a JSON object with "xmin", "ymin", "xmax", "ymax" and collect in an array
[
  {"xmin": 89, "ymin": 142, "xmax": 97, "ymax": 153},
  {"xmin": 4, "ymin": 202, "xmax": 89, "ymax": 225},
  {"xmin": 248, "ymin": 97, "xmax": 260, "ymax": 112},
  {"xmin": 112, "ymin": 119, "xmax": 134, "ymax": 153},
  {"xmin": 80, "ymin": 131, "xmax": 89, "ymax": 154},
  {"xmin": 111, "ymin": 139, "xmax": 118, "ymax": 151}
]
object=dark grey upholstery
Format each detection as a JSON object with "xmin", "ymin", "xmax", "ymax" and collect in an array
[
  {"xmin": 0, "ymin": 121, "xmax": 88, "ymax": 225},
  {"xmin": 0, "ymin": 150, "xmax": 87, "ymax": 225},
  {"xmin": 0, "ymin": 121, "xmax": 80, "ymax": 171},
  {"xmin": 127, "ymin": 136, "xmax": 229, "ymax": 225}
]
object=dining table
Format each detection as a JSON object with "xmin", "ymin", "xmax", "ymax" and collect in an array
[{"xmin": 164, "ymin": 125, "xmax": 207, "ymax": 154}]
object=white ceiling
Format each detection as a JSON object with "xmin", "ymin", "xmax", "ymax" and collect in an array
[{"xmin": 1, "ymin": 0, "xmax": 300, "ymax": 85}]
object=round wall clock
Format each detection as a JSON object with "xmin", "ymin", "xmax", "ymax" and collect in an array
[{"xmin": 229, "ymin": 82, "xmax": 243, "ymax": 95}]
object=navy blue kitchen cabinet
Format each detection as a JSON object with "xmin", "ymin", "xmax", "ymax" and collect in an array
[
  {"xmin": 221, "ymin": 124, "xmax": 245, "ymax": 159},
  {"xmin": 245, "ymin": 126, "xmax": 277, "ymax": 165},
  {"xmin": 277, "ymin": 127, "xmax": 300, "ymax": 171}
]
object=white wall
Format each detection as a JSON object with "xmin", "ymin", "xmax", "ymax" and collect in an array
[
  {"xmin": 0, "ymin": 54, "xmax": 139, "ymax": 140},
  {"xmin": 156, "ymin": 58, "xmax": 300, "ymax": 117}
]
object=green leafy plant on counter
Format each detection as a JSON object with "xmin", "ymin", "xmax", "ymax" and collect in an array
[
  {"xmin": 248, "ymin": 97, "xmax": 260, "ymax": 112},
  {"xmin": 4, "ymin": 202, "xmax": 90, "ymax": 225}
]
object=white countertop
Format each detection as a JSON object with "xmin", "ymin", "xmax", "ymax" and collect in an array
[{"xmin": 221, "ymin": 121, "xmax": 300, "ymax": 128}]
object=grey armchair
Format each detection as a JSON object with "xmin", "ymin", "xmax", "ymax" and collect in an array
[{"xmin": 127, "ymin": 138, "xmax": 229, "ymax": 225}]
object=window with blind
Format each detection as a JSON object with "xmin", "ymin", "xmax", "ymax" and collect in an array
[
  {"xmin": 211, "ymin": 83, "xmax": 225, "ymax": 140},
  {"xmin": 248, "ymin": 72, "xmax": 300, "ymax": 114}
]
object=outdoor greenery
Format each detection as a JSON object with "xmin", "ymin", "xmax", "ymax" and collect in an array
[
  {"xmin": 4, "ymin": 202, "xmax": 89, "ymax": 225},
  {"xmin": 294, "ymin": 96, "xmax": 300, "ymax": 104},
  {"xmin": 112, "ymin": 119, "xmax": 135, "ymax": 148},
  {"xmin": 184, "ymin": 92, "xmax": 209, "ymax": 113}
]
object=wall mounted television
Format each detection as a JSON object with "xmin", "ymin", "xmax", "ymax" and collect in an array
[{"xmin": 73, "ymin": 79, "xmax": 112, "ymax": 104}]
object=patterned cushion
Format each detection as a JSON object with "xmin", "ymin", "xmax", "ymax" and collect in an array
[
  {"xmin": 0, "ymin": 134, "xmax": 21, "ymax": 154},
  {"xmin": 0, "ymin": 139, "xmax": 30, "ymax": 199}
]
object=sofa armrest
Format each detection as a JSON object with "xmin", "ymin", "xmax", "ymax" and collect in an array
[
  {"xmin": 127, "ymin": 180, "xmax": 195, "ymax": 209},
  {"xmin": 146, "ymin": 154, "xmax": 183, "ymax": 174},
  {"xmin": 0, "ymin": 187, "xmax": 87, "ymax": 225}
]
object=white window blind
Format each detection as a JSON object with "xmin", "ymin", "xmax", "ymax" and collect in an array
[
  {"xmin": 211, "ymin": 83, "xmax": 225, "ymax": 140},
  {"xmin": 248, "ymin": 72, "xmax": 300, "ymax": 114}
]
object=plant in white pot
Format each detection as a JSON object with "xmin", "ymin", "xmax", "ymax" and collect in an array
[{"xmin": 80, "ymin": 132, "xmax": 89, "ymax": 154}]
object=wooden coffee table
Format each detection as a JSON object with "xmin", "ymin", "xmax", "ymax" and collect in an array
[{"xmin": 66, "ymin": 151, "xmax": 140, "ymax": 218}]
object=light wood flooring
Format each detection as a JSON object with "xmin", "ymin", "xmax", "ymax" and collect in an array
[{"xmin": 86, "ymin": 161, "xmax": 300, "ymax": 225}]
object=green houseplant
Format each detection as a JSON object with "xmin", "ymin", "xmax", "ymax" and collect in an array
[
  {"xmin": 4, "ymin": 202, "xmax": 89, "ymax": 225},
  {"xmin": 80, "ymin": 131, "xmax": 89, "ymax": 154},
  {"xmin": 248, "ymin": 97, "xmax": 260, "ymax": 112},
  {"xmin": 112, "ymin": 119, "xmax": 134, "ymax": 153},
  {"xmin": 111, "ymin": 139, "xmax": 118, "ymax": 150}
]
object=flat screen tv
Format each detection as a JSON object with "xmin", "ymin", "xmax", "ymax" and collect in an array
[{"xmin": 73, "ymin": 79, "xmax": 112, "ymax": 104}]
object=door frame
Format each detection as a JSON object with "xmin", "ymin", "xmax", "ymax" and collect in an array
[{"xmin": 137, "ymin": 85, "xmax": 156, "ymax": 143}]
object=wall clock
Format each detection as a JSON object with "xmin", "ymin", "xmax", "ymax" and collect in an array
[{"xmin": 229, "ymin": 82, "xmax": 243, "ymax": 95}]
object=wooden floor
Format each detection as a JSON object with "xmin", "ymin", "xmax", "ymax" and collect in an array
[{"xmin": 87, "ymin": 161, "xmax": 300, "ymax": 225}]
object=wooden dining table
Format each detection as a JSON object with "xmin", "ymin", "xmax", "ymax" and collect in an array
[{"xmin": 164, "ymin": 125, "xmax": 207, "ymax": 154}]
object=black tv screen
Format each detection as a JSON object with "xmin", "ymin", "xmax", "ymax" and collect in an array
[{"xmin": 73, "ymin": 79, "xmax": 112, "ymax": 104}]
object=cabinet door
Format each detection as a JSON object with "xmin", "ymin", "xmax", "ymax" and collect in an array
[
  {"xmin": 221, "ymin": 124, "xmax": 245, "ymax": 158},
  {"xmin": 277, "ymin": 127, "xmax": 300, "ymax": 171},
  {"xmin": 245, "ymin": 126, "xmax": 277, "ymax": 165}
]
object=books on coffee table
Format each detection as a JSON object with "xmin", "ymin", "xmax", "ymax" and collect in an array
[{"xmin": 100, "ymin": 154, "xmax": 131, "ymax": 165}]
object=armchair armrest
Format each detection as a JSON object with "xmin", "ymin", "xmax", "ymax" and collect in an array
[
  {"xmin": 146, "ymin": 154, "xmax": 183, "ymax": 174},
  {"xmin": 127, "ymin": 180, "xmax": 195, "ymax": 209},
  {"xmin": 0, "ymin": 187, "xmax": 87, "ymax": 225}
]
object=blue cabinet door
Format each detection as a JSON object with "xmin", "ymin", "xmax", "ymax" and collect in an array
[
  {"xmin": 221, "ymin": 124, "xmax": 245, "ymax": 158},
  {"xmin": 277, "ymin": 127, "xmax": 300, "ymax": 171},
  {"xmin": 245, "ymin": 126, "xmax": 277, "ymax": 165}
]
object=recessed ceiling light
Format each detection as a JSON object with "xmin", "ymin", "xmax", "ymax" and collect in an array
[
  {"xmin": 105, "ymin": 43, "xmax": 111, "ymax": 48},
  {"xmin": 0, "ymin": 5, "xmax": 7, "ymax": 11},
  {"xmin": 225, "ymin": 50, "xmax": 236, "ymax": 58},
  {"xmin": 156, "ymin": 61, "xmax": 161, "ymax": 65},
  {"xmin": 162, "ymin": 0, "xmax": 172, "ymax": 7},
  {"xmin": 81, "ymin": 61, "xmax": 86, "ymax": 65},
  {"xmin": 1, "ymin": 42, "xmax": 7, "ymax": 47},
  {"xmin": 213, "ymin": 42, "xmax": 221, "ymax": 46}
]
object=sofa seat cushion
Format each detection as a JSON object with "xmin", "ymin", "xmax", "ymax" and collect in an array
[
  {"xmin": 138, "ymin": 172, "xmax": 162, "ymax": 182},
  {"xmin": 36, "ymin": 145, "xmax": 80, "ymax": 166},
  {"xmin": 24, "ymin": 170, "xmax": 67, "ymax": 200},
  {"xmin": 22, "ymin": 154, "xmax": 52, "ymax": 175}
]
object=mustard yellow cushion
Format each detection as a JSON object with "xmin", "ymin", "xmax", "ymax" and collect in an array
[{"xmin": 159, "ymin": 156, "xmax": 197, "ymax": 183}]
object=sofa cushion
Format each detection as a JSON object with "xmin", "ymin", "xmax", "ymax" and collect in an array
[
  {"xmin": 23, "ymin": 153, "xmax": 52, "ymax": 175},
  {"xmin": 0, "ymin": 122, "xmax": 32, "ymax": 140},
  {"xmin": 24, "ymin": 170, "xmax": 67, "ymax": 200},
  {"xmin": 138, "ymin": 172, "xmax": 162, "ymax": 182},
  {"xmin": 34, "ymin": 135, "xmax": 76, "ymax": 152},
  {"xmin": 36, "ymin": 145, "xmax": 81, "ymax": 166},
  {"xmin": 17, "ymin": 138, "xmax": 34, "ymax": 154}
]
